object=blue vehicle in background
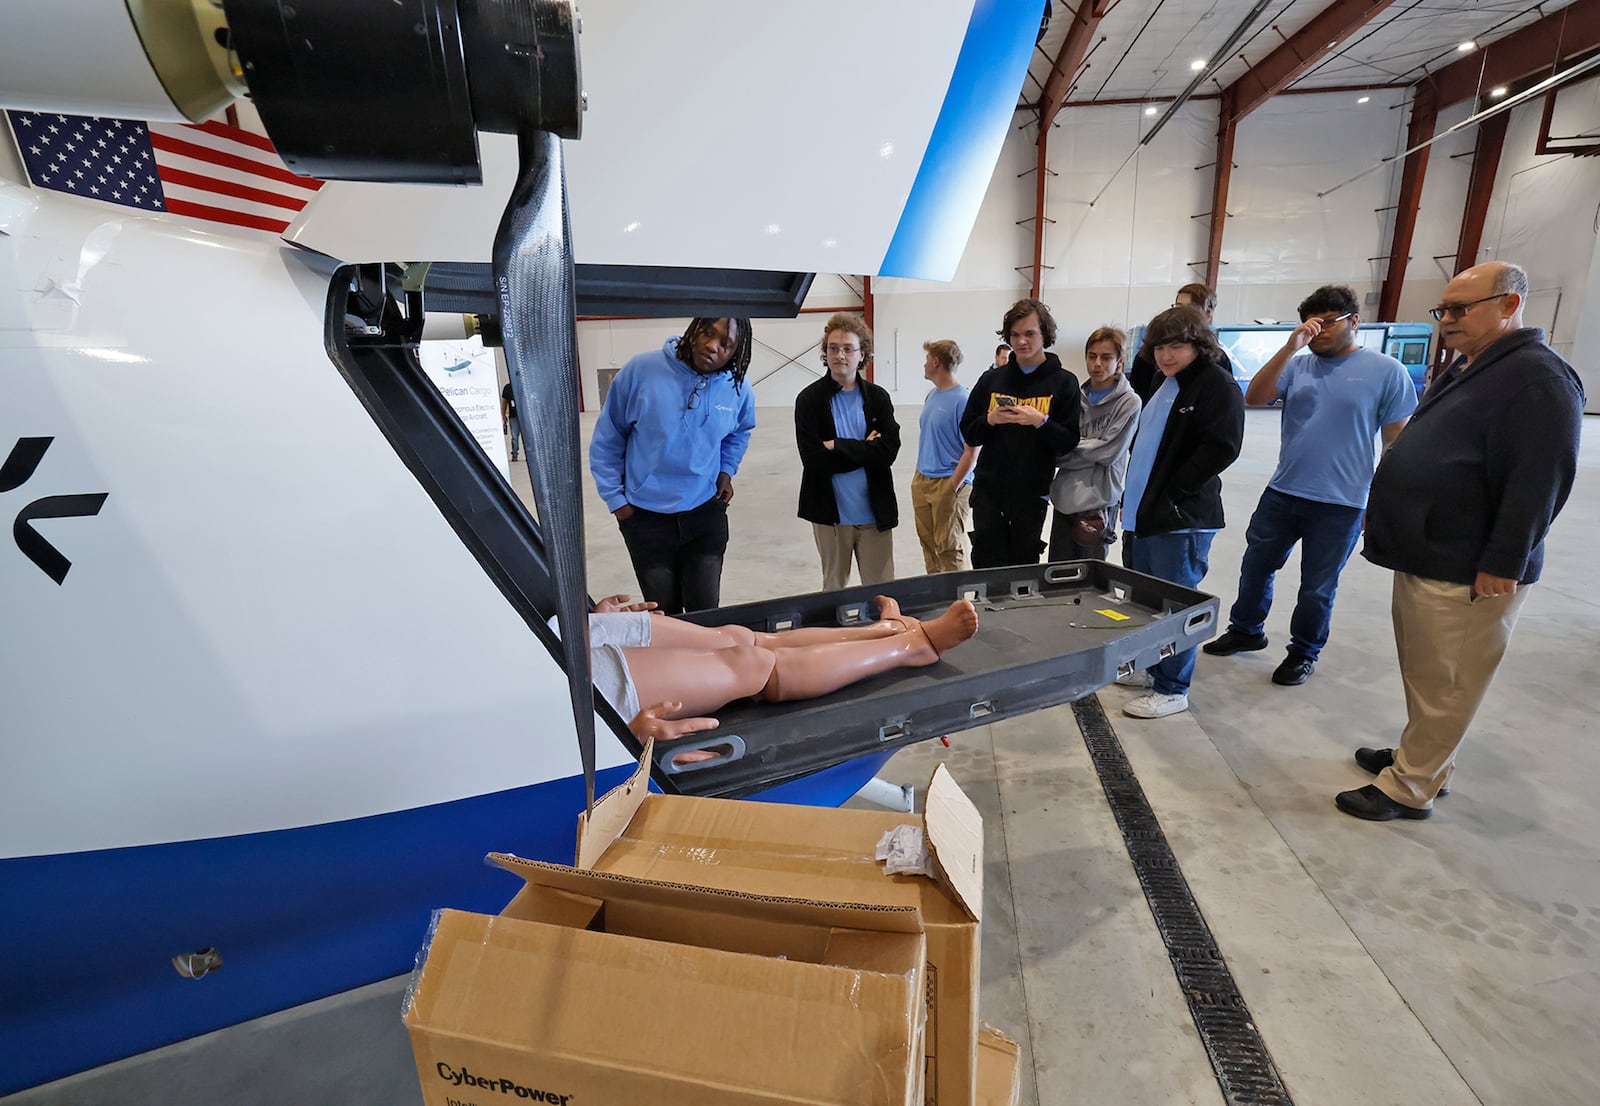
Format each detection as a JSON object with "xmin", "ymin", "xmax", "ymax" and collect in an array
[{"xmin": 1130, "ymin": 322, "xmax": 1435, "ymax": 398}]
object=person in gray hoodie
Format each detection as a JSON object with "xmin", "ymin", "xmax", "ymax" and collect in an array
[{"xmin": 1048, "ymin": 326, "xmax": 1141, "ymax": 561}]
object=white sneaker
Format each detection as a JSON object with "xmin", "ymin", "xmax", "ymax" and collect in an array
[
  {"xmin": 1114, "ymin": 670, "xmax": 1153, "ymax": 688},
  {"xmin": 1122, "ymin": 692, "xmax": 1189, "ymax": 719}
]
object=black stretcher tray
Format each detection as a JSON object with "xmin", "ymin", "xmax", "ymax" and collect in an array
[
  {"xmin": 325, "ymin": 279, "xmax": 1218, "ymax": 803},
  {"xmin": 653, "ymin": 560, "xmax": 1219, "ymax": 798}
]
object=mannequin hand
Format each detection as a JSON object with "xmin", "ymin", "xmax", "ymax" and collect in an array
[
  {"xmin": 630, "ymin": 702, "xmax": 722, "ymax": 764},
  {"xmin": 594, "ymin": 594, "xmax": 657, "ymax": 613}
]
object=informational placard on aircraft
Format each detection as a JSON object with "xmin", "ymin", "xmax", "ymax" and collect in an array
[{"xmin": 418, "ymin": 336, "xmax": 510, "ymax": 480}]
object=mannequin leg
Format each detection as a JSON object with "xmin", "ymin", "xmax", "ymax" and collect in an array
[
  {"xmin": 621, "ymin": 645, "xmax": 777, "ymax": 718},
  {"xmin": 644, "ymin": 599, "xmax": 909, "ymax": 651},
  {"xmin": 622, "ymin": 599, "xmax": 977, "ymax": 717},
  {"xmin": 764, "ymin": 600, "xmax": 978, "ymax": 701}
]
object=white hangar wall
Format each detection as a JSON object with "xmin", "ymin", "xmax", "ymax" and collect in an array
[{"xmin": 576, "ymin": 82, "xmax": 1599, "ymax": 411}]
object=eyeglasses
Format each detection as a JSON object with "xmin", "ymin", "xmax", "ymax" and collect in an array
[
  {"xmin": 1305, "ymin": 312, "xmax": 1354, "ymax": 328},
  {"xmin": 1429, "ymin": 293, "xmax": 1507, "ymax": 321},
  {"xmin": 687, "ymin": 376, "xmax": 708, "ymax": 410},
  {"xmin": 824, "ymin": 343, "xmax": 860, "ymax": 356}
]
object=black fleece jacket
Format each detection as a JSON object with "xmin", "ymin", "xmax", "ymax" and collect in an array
[
  {"xmin": 960, "ymin": 353, "xmax": 1081, "ymax": 499},
  {"xmin": 1129, "ymin": 354, "xmax": 1245, "ymax": 536},
  {"xmin": 1363, "ymin": 328, "xmax": 1584, "ymax": 585},
  {"xmin": 794, "ymin": 373, "xmax": 901, "ymax": 530}
]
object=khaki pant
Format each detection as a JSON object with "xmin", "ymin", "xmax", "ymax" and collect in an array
[
  {"xmin": 1375, "ymin": 572, "xmax": 1531, "ymax": 809},
  {"xmin": 812, "ymin": 523, "xmax": 896, "ymax": 591},
  {"xmin": 911, "ymin": 472, "xmax": 972, "ymax": 574}
]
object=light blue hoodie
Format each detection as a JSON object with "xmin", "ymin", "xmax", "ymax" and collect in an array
[{"xmin": 589, "ymin": 337, "xmax": 757, "ymax": 514}]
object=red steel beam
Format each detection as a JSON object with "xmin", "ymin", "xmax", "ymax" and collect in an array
[
  {"xmin": 1425, "ymin": 0, "xmax": 1600, "ymax": 110},
  {"xmin": 1227, "ymin": 0, "xmax": 1401, "ymax": 119},
  {"xmin": 1205, "ymin": 90, "xmax": 1238, "ymax": 293},
  {"xmin": 1038, "ymin": 0, "xmax": 1116, "ymax": 127},
  {"xmin": 1378, "ymin": 83, "xmax": 1436, "ymax": 322},
  {"xmin": 1031, "ymin": 130, "xmax": 1049, "ymax": 299},
  {"xmin": 862, "ymin": 275, "xmax": 875, "ymax": 382},
  {"xmin": 1453, "ymin": 110, "xmax": 1510, "ymax": 274}
]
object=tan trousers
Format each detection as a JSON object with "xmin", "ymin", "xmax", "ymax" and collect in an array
[
  {"xmin": 812, "ymin": 522, "xmax": 896, "ymax": 591},
  {"xmin": 910, "ymin": 472, "xmax": 972, "ymax": 574},
  {"xmin": 1375, "ymin": 572, "xmax": 1531, "ymax": 809}
]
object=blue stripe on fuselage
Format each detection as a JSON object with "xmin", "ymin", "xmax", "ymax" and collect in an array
[{"xmin": 0, "ymin": 753, "xmax": 889, "ymax": 1095}]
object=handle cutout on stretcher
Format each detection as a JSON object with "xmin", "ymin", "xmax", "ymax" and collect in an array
[{"xmin": 657, "ymin": 734, "xmax": 747, "ymax": 774}]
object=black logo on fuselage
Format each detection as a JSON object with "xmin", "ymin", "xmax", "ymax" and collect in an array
[{"xmin": 1, "ymin": 437, "xmax": 108, "ymax": 584}]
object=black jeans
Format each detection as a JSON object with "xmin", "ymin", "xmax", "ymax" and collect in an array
[
  {"xmin": 969, "ymin": 487, "xmax": 1049, "ymax": 569},
  {"xmin": 617, "ymin": 497, "xmax": 729, "ymax": 614}
]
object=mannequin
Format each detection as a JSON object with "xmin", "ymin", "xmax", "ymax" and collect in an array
[{"xmin": 582, "ymin": 593, "xmax": 979, "ymax": 761}]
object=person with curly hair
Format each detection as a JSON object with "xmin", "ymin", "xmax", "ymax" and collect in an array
[{"xmin": 590, "ymin": 318, "xmax": 756, "ymax": 613}]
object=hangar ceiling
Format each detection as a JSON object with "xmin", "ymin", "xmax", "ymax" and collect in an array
[{"xmin": 1027, "ymin": 0, "xmax": 1589, "ymax": 105}]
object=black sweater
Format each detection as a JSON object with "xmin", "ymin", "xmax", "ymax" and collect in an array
[
  {"xmin": 794, "ymin": 373, "xmax": 901, "ymax": 531},
  {"xmin": 1129, "ymin": 354, "xmax": 1245, "ymax": 536},
  {"xmin": 1363, "ymin": 328, "xmax": 1584, "ymax": 585},
  {"xmin": 960, "ymin": 354, "xmax": 1081, "ymax": 499}
]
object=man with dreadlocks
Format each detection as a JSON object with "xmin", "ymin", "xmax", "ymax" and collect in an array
[{"xmin": 590, "ymin": 317, "xmax": 757, "ymax": 614}]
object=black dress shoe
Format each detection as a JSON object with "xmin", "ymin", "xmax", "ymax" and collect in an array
[
  {"xmin": 1203, "ymin": 628, "xmax": 1269, "ymax": 656},
  {"xmin": 1354, "ymin": 746, "xmax": 1448, "ymax": 796},
  {"xmin": 1272, "ymin": 655, "xmax": 1315, "ymax": 685},
  {"xmin": 1335, "ymin": 784, "xmax": 1432, "ymax": 821}
]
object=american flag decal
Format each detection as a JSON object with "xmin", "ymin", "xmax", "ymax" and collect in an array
[{"xmin": 7, "ymin": 111, "xmax": 323, "ymax": 234}]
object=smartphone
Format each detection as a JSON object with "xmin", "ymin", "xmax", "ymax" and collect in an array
[{"xmin": 995, "ymin": 395, "xmax": 1018, "ymax": 407}]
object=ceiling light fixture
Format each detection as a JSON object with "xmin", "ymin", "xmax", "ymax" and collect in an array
[
  {"xmin": 1490, "ymin": 86, "xmax": 1508, "ymax": 98},
  {"xmin": 1144, "ymin": 105, "xmax": 1157, "ymax": 116},
  {"xmin": 1357, "ymin": 95, "xmax": 1370, "ymax": 103},
  {"xmin": 1457, "ymin": 40, "xmax": 1476, "ymax": 52},
  {"xmin": 1190, "ymin": 58, "xmax": 1207, "ymax": 71}
]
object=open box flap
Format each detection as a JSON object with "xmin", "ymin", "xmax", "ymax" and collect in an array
[
  {"xmin": 576, "ymin": 737, "xmax": 654, "ymax": 871},
  {"xmin": 923, "ymin": 764, "xmax": 982, "ymax": 923}
]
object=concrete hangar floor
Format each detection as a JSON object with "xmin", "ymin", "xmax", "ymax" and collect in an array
[{"xmin": 12, "ymin": 407, "xmax": 1596, "ymax": 1106}]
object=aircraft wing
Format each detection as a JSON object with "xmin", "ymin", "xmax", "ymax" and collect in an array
[{"xmin": 282, "ymin": 0, "xmax": 1037, "ymax": 281}]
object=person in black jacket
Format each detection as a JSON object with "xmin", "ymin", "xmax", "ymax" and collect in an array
[
  {"xmin": 960, "ymin": 298, "xmax": 1081, "ymax": 568},
  {"xmin": 1337, "ymin": 262, "xmax": 1585, "ymax": 821},
  {"xmin": 1116, "ymin": 306, "xmax": 1245, "ymax": 719},
  {"xmin": 795, "ymin": 313, "xmax": 901, "ymax": 589}
]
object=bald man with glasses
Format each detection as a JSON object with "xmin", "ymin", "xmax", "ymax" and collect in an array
[{"xmin": 1336, "ymin": 261, "xmax": 1584, "ymax": 821}]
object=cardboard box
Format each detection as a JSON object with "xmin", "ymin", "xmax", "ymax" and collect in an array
[
  {"xmin": 577, "ymin": 749, "xmax": 983, "ymax": 1106},
  {"xmin": 403, "ymin": 859, "xmax": 926, "ymax": 1106},
  {"xmin": 975, "ymin": 1024, "xmax": 1021, "ymax": 1106}
]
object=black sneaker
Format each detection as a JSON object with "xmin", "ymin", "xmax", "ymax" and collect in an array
[
  {"xmin": 1202, "ymin": 628, "xmax": 1269, "ymax": 656},
  {"xmin": 1272, "ymin": 655, "xmax": 1315, "ymax": 686},
  {"xmin": 1355, "ymin": 746, "xmax": 1448, "ymax": 796}
]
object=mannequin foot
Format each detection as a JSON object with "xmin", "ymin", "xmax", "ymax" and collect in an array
[
  {"xmin": 873, "ymin": 595, "xmax": 910, "ymax": 633},
  {"xmin": 904, "ymin": 599, "xmax": 979, "ymax": 663}
]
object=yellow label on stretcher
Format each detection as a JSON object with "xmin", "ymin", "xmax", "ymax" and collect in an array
[{"xmin": 1093, "ymin": 608, "xmax": 1131, "ymax": 621}]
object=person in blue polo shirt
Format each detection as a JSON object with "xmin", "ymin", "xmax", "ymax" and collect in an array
[
  {"xmin": 1203, "ymin": 285, "xmax": 1416, "ymax": 686},
  {"xmin": 589, "ymin": 318, "xmax": 757, "ymax": 614},
  {"xmin": 912, "ymin": 338, "xmax": 978, "ymax": 573}
]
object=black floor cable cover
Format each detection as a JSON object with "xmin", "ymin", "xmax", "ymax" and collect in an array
[{"xmin": 1072, "ymin": 695, "xmax": 1295, "ymax": 1106}]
